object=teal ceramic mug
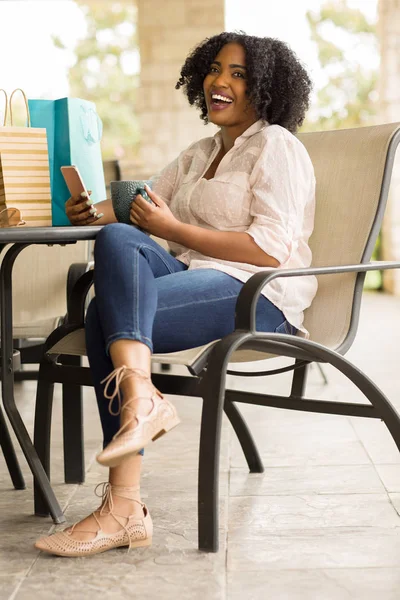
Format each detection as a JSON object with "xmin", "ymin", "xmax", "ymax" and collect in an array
[{"xmin": 110, "ymin": 180, "xmax": 153, "ymax": 228}]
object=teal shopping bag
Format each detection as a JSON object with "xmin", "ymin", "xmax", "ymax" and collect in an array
[{"xmin": 28, "ymin": 98, "xmax": 106, "ymax": 226}]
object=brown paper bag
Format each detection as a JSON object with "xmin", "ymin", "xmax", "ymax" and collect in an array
[{"xmin": 0, "ymin": 88, "xmax": 52, "ymax": 227}]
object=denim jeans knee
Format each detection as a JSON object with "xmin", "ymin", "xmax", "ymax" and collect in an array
[
  {"xmin": 274, "ymin": 320, "xmax": 298, "ymax": 335},
  {"xmin": 94, "ymin": 223, "xmax": 147, "ymax": 262}
]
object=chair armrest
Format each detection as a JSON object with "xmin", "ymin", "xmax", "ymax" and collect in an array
[
  {"xmin": 235, "ymin": 260, "xmax": 400, "ymax": 330},
  {"xmin": 66, "ymin": 269, "xmax": 94, "ymax": 326}
]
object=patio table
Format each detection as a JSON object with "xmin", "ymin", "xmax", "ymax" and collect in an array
[{"xmin": 0, "ymin": 225, "xmax": 102, "ymax": 523}]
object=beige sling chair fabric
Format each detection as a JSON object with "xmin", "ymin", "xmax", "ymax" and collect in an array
[
  {"xmin": 300, "ymin": 123, "xmax": 397, "ymax": 350},
  {"xmin": 48, "ymin": 122, "xmax": 400, "ymax": 367}
]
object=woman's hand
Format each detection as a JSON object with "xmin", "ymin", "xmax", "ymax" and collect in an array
[
  {"xmin": 130, "ymin": 185, "xmax": 180, "ymax": 240},
  {"xmin": 65, "ymin": 191, "xmax": 104, "ymax": 226}
]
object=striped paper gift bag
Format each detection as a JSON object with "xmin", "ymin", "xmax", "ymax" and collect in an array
[{"xmin": 0, "ymin": 89, "xmax": 52, "ymax": 227}]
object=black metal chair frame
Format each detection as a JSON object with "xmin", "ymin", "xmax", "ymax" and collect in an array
[{"xmin": 25, "ymin": 127, "xmax": 400, "ymax": 551}]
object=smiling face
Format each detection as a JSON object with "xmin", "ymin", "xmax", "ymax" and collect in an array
[{"xmin": 203, "ymin": 42, "xmax": 258, "ymax": 133}]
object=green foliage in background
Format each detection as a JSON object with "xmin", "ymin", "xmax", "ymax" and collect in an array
[
  {"xmin": 302, "ymin": 0, "xmax": 381, "ymax": 289},
  {"xmin": 303, "ymin": 0, "xmax": 378, "ymax": 132},
  {"xmin": 53, "ymin": 1, "xmax": 139, "ymax": 159}
]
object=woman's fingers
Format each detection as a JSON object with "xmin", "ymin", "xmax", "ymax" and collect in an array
[
  {"xmin": 131, "ymin": 197, "xmax": 146, "ymax": 215},
  {"xmin": 73, "ymin": 210, "xmax": 96, "ymax": 223},
  {"xmin": 66, "ymin": 194, "xmax": 89, "ymax": 213},
  {"xmin": 129, "ymin": 209, "xmax": 140, "ymax": 226},
  {"xmin": 144, "ymin": 184, "xmax": 163, "ymax": 207},
  {"xmin": 66, "ymin": 192, "xmax": 102, "ymax": 225},
  {"xmin": 130, "ymin": 217, "xmax": 139, "ymax": 226},
  {"xmin": 71, "ymin": 203, "xmax": 95, "ymax": 219}
]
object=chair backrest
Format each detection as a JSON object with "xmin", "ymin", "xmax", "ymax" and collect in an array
[
  {"xmin": 298, "ymin": 122, "xmax": 400, "ymax": 352},
  {"xmin": 103, "ymin": 159, "xmax": 121, "ymax": 197}
]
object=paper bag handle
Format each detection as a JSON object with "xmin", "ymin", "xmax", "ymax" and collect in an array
[
  {"xmin": 0, "ymin": 89, "xmax": 7, "ymax": 126},
  {"xmin": 9, "ymin": 88, "xmax": 31, "ymax": 127}
]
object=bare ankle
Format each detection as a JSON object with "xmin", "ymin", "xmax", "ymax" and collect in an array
[
  {"xmin": 121, "ymin": 377, "xmax": 152, "ymax": 400},
  {"xmin": 107, "ymin": 483, "xmax": 143, "ymax": 515},
  {"xmin": 110, "ymin": 495, "xmax": 144, "ymax": 519}
]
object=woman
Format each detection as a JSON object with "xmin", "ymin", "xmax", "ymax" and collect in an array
[{"xmin": 35, "ymin": 32, "xmax": 317, "ymax": 556}]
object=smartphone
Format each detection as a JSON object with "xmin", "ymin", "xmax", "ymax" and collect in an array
[{"xmin": 61, "ymin": 165, "xmax": 89, "ymax": 199}]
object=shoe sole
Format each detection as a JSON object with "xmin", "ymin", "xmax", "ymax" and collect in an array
[
  {"xmin": 97, "ymin": 415, "xmax": 181, "ymax": 468},
  {"xmin": 35, "ymin": 536, "xmax": 152, "ymax": 558},
  {"xmin": 152, "ymin": 415, "xmax": 181, "ymax": 441}
]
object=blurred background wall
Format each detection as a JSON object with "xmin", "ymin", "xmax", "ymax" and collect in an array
[{"xmin": 136, "ymin": 0, "xmax": 223, "ymax": 176}]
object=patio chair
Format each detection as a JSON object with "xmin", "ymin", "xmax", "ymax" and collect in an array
[{"xmin": 32, "ymin": 121, "xmax": 400, "ymax": 552}]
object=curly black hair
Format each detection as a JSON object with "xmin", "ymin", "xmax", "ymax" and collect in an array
[{"xmin": 175, "ymin": 31, "xmax": 312, "ymax": 133}]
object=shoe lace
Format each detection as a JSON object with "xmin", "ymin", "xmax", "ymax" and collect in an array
[{"xmin": 101, "ymin": 366, "xmax": 151, "ymax": 416}]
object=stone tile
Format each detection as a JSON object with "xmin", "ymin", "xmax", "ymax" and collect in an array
[
  {"xmin": 144, "ymin": 417, "xmax": 231, "ymax": 471},
  {"xmin": 2, "ymin": 291, "xmax": 400, "ymax": 599},
  {"xmin": 230, "ymin": 406, "xmax": 354, "ymax": 432},
  {"xmin": 227, "ymin": 567, "xmax": 400, "ymax": 600},
  {"xmin": 0, "ymin": 547, "xmax": 38, "ymax": 579},
  {"xmin": 228, "ymin": 494, "xmax": 399, "ymax": 538},
  {"xmin": 141, "ymin": 468, "xmax": 229, "ymax": 497},
  {"xmin": 15, "ymin": 569, "xmax": 226, "ymax": 600},
  {"xmin": 0, "ymin": 574, "xmax": 24, "ymax": 599},
  {"xmin": 229, "ymin": 417, "xmax": 370, "ymax": 468},
  {"xmin": 227, "ymin": 528, "xmax": 400, "ymax": 570},
  {"xmin": 0, "ymin": 475, "xmax": 88, "ymax": 521},
  {"xmin": 30, "ymin": 528, "xmax": 226, "ymax": 578},
  {"xmin": 150, "ymin": 496, "xmax": 228, "ymax": 536},
  {"xmin": 389, "ymin": 493, "xmax": 400, "ymax": 516},
  {"xmin": 69, "ymin": 469, "xmax": 201, "ymax": 503},
  {"xmin": 0, "ymin": 513, "xmax": 62, "ymax": 579},
  {"xmin": 376, "ymin": 464, "xmax": 400, "ymax": 493},
  {"xmin": 351, "ymin": 419, "xmax": 400, "ymax": 464},
  {"xmin": 62, "ymin": 483, "xmax": 228, "ymax": 538},
  {"xmin": 229, "ymin": 464, "xmax": 385, "ymax": 496}
]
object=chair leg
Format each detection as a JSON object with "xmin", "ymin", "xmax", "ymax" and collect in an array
[
  {"xmin": 33, "ymin": 368, "xmax": 55, "ymax": 517},
  {"xmin": 291, "ymin": 361, "xmax": 309, "ymax": 397},
  {"xmin": 198, "ymin": 359, "xmax": 227, "ymax": 553},
  {"xmin": 0, "ymin": 403, "xmax": 25, "ymax": 489},
  {"xmin": 61, "ymin": 355, "xmax": 85, "ymax": 484},
  {"xmin": 224, "ymin": 400, "xmax": 264, "ymax": 473}
]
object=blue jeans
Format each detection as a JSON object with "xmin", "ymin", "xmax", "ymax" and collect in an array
[{"xmin": 85, "ymin": 223, "xmax": 294, "ymax": 448}]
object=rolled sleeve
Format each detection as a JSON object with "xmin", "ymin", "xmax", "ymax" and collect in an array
[
  {"xmin": 247, "ymin": 215, "xmax": 293, "ymax": 266},
  {"xmin": 246, "ymin": 131, "xmax": 305, "ymax": 266}
]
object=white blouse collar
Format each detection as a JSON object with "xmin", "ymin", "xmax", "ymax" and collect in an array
[{"xmin": 213, "ymin": 119, "xmax": 268, "ymax": 149}]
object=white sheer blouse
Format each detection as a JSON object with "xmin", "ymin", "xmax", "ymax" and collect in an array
[{"xmin": 151, "ymin": 119, "xmax": 317, "ymax": 333}]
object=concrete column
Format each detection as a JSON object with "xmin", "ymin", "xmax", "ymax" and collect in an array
[
  {"xmin": 135, "ymin": 0, "xmax": 224, "ymax": 178},
  {"xmin": 378, "ymin": 0, "xmax": 400, "ymax": 294}
]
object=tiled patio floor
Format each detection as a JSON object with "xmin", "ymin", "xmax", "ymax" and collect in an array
[{"xmin": 1, "ymin": 291, "xmax": 400, "ymax": 599}]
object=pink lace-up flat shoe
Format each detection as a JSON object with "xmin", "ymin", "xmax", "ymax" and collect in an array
[
  {"xmin": 34, "ymin": 483, "xmax": 152, "ymax": 557},
  {"xmin": 96, "ymin": 366, "xmax": 181, "ymax": 468}
]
